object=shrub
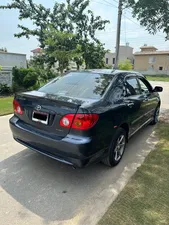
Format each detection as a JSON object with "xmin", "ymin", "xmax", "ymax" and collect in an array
[
  {"xmin": 12, "ymin": 67, "xmax": 37, "ymax": 87},
  {"xmin": 118, "ymin": 60, "xmax": 133, "ymax": 71},
  {"xmin": 23, "ymin": 71, "xmax": 38, "ymax": 89},
  {"xmin": 12, "ymin": 67, "xmax": 39, "ymax": 91},
  {"xmin": 104, "ymin": 64, "xmax": 112, "ymax": 69},
  {"xmin": 12, "ymin": 66, "xmax": 58, "ymax": 93},
  {"xmin": 0, "ymin": 84, "xmax": 12, "ymax": 95},
  {"xmin": 12, "ymin": 82, "xmax": 22, "ymax": 93}
]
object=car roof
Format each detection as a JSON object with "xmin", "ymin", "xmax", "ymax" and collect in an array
[
  {"xmin": 68, "ymin": 69, "xmax": 145, "ymax": 79},
  {"xmin": 85, "ymin": 69, "xmax": 115, "ymax": 74},
  {"xmin": 84, "ymin": 69, "xmax": 143, "ymax": 76}
]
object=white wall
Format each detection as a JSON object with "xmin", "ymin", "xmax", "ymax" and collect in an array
[
  {"xmin": 105, "ymin": 46, "xmax": 134, "ymax": 66},
  {"xmin": 0, "ymin": 52, "xmax": 26, "ymax": 68},
  {"xmin": 0, "ymin": 67, "xmax": 12, "ymax": 86},
  {"xmin": 137, "ymin": 70, "xmax": 169, "ymax": 76},
  {"xmin": 119, "ymin": 46, "xmax": 134, "ymax": 63},
  {"xmin": 105, "ymin": 52, "xmax": 115, "ymax": 66}
]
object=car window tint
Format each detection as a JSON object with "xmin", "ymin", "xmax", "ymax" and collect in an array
[
  {"xmin": 138, "ymin": 78, "xmax": 151, "ymax": 94},
  {"xmin": 39, "ymin": 72, "xmax": 113, "ymax": 100},
  {"xmin": 109, "ymin": 86, "xmax": 123, "ymax": 103},
  {"xmin": 125, "ymin": 77, "xmax": 140, "ymax": 96}
]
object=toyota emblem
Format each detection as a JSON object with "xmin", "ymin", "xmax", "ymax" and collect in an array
[{"xmin": 35, "ymin": 105, "xmax": 41, "ymax": 111}]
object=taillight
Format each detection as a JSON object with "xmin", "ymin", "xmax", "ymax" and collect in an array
[
  {"xmin": 60, "ymin": 114, "xmax": 99, "ymax": 130},
  {"xmin": 13, "ymin": 99, "xmax": 23, "ymax": 115}
]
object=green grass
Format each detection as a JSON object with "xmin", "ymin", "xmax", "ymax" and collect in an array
[
  {"xmin": 0, "ymin": 96, "xmax": 14, "ymax": 116},
  {"xmin": 98, "ymin": 122, "xmax": 169, "ymax": 225},
  {"xmin": 146, "ymin": 75, "xmax": 169, "ymax": 82}
]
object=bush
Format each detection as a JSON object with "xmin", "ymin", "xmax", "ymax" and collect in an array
[
  {"xmin": 104, "ymin": 64, "xmax": 112, "ymax": 69},
  {"xmin": 0, "ymin": 84, "xmax": 12, "ymax": 95},
  {"xmin": 23, "ymin": 71, "xmax": 38, "ymax": 89},
  {"xmin": 12, "ymin": 66, "xmax": 58, "ymax": 93},
  {"xmin": 12, "ymin": 67, "xmax": 39, "ymax": 92},
  {"xmin": 12, "ymin": 82, "xmax": 22, "ymax": 93},
  {"xmin": 12, "ymin": 67, "xmax": 37, "ymax": 87},
  {"xmin": 118, "ymin": 60, "xmax": 133, "ymax": 71}
]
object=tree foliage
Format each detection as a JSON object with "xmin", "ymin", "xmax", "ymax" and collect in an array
[
  {"xmin": 1, "ymin": 0, "xmax": 168, "ymax": 40},
  {"xmin": 0, "ymin": 0, "xmax": 109, "ymax": 69},
  {"xmin": 28, "ymin": 58, "xmax": 57, "ymax": 83},
  {"xmin": 82, "ymin": 42, "xmax": 108, "ymax": 69},
  {"xmin": 0, "ymin": 0, "xmax": 109, "ymax": 58},
  {"xmin": 12, "ymin": 67, "xmax": 38, "ymax": 91},
  {"xmin": 44, "ymin": 27, "xmax": 81, "ymax": 73},
  {"xmin": 124, "ymin": 0, "xmax": 169, "ymax": 39},
  {"xmin": 118, "ymin": 59, "xmax": 133, "ymax": 71}
]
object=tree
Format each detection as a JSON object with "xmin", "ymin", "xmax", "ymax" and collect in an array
[
  {"xmin": 73, "ymin": 55, "xmax": 84, "ymax": 70},
  {"xmin": 0, "ymin": 65, "xmax": 2, "ymax": 71},
  {"xmin": 0, "ymin": 0, "xmax": 51, "ymax": 48},
  {"xmin": 82, "ymin": 42, "xmax": 108, "ymax": 69},
  {"xmin": 0, "ymin": 0, "xmax": 109, "ymax": 46},
  {"xmin": 45, "ymin": 27, "xmax": 81, "ymax": 73},
  {"xmin": 28, "ymin": 56, "xmax": 57, "ymax": 83},
  {"xmin": 118, "ymin": 59, "xmax": 133, "ymax": 71},
  {"xmin": 124, "ymin": 0, "xmax": 169, "ymax": 39},
  {"xmin": 0, "ymin": 0, "xmax": 109, "ymax": 68}
]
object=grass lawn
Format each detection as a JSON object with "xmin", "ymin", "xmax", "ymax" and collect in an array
[
  {"xmin": 98, "ymin": 122, "xmax": 169, "ymax": 225},
  {"xmin": 146, "ymin": 75, "xmax": 169, "ymax": 82},
  {"xmin": 0, "ymin": 96, "xmax": 14, "ymax": 116}
]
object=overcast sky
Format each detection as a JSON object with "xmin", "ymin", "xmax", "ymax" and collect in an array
[{"xmin": 0, "ymin": 0, "xmax": 169, "ymax": 58}]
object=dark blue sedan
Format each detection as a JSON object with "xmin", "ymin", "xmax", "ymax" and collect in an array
[{"xmin": 9, "ymin": 69, "xmax": 162, "ymax": 168}]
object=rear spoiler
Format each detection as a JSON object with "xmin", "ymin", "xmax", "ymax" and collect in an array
[{"xmin": 16, "ymin": 91, "xmax": 82, "ymax": 108}]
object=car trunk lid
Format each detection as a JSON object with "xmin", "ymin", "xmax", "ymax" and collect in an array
[{"xmin": 14, "ymin": 91, "xmax": 82, "ymax": 138}]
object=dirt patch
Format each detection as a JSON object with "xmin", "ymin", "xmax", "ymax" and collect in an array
[{"xmin": 160, "ymin": 110, "xmax": 169, "ymax": 123}]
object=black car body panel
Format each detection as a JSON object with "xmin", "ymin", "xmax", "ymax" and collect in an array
[{"xmin": 9, "ymin": 70, "xmax": 162, "ymax": 167}]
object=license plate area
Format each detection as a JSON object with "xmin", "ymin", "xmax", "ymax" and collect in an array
[{"xmin": 32, "ymin": 111, "xmax": 49, "ymax": 125}]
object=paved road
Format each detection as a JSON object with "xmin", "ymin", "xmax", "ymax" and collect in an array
[
  {"xmin": 150, "ymin": 81, "xmax": 169, "ymax": 110},
  {"xmin": 0, "ymin": 81, "xmax": 168, "ymax": 225}
]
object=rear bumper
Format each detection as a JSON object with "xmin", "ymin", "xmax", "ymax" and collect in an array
[{"xmin": 9, "ymin": 116, "xmax": 103, "ymax": 168}]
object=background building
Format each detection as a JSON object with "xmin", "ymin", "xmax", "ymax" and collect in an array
[
  {"xmin": 31, "ymin": 48, "xmax": 42, "ymax": 57},
  {"xmin": 0, "ymin": 51, "xmax": 26, "ymax": 86},
  {"xmin": 134, "ymin": 46, "xmax": 169, "ymax": 75},
  {"xmin": 0, "ymin": 51, "xmax": 26, "ymax": 68},
  {"xmin": 105, "ymin": 44, "xmax": 134, "ymax": 67}
]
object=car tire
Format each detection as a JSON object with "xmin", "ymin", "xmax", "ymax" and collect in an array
[
  {"xmin": 102, "ymin": 128, "xmax": 127, "ymax": 167},
  {"xmin": 150, "ymin": 105, "xmax": 160, "ymax": 125}
]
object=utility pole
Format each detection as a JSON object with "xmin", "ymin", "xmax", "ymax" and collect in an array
[{"xmin": 114, "ymin": 0, "xmax": 123, "ymax": 69}]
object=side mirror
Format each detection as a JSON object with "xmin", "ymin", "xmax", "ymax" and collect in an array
[{"xmin": 153, "ymin": 86, "xmax": 163, "ymax": 92}]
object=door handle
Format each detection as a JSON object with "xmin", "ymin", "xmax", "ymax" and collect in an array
[
  {"xmin": 127, "ymin": 102, "xmax": 134, "ymax": 108},
  {"xmin": 125, "ymin": 101, "xmax": 134, "ymax": 108},
  {"xmin": 143, "ymin": 98, "xmax": 149, "ymax": 102}
]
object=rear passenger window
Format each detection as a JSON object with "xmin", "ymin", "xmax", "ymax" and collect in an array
[
  {"xmin": 109, "ymin": 86, "xmax": 123, "ymax": 103},
  {"xmin": 125, "ymin": 78, "xmax": 140, "ymax": 96}
]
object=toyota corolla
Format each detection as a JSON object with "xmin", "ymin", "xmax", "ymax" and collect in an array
[{"xmin": 9, "ymin": 69, "xmax": 163, "ymax": 168}]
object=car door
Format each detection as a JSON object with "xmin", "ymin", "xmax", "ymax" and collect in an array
[
  {"xmin": 137, "ymin": 76, "xmax": 158, "ymax": 121},
  {"xmin": 123, "ymin": 75, "xmax": 147, "ymax": 136}
]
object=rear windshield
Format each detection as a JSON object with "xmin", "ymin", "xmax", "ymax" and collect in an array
[{"xmin": 39, "ymin": 72, "xmax": 113, "ymax": 99}]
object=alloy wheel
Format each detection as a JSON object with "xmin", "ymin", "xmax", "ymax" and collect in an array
[{"xmin": 114, "ymin": 135, "xmax": 126, "ymax": 161}]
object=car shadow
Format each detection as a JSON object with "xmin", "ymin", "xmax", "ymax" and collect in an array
[{"xmin": 0, "ymin": 125, "xmax": 155, "ymax": 224}]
